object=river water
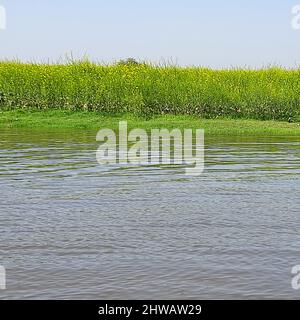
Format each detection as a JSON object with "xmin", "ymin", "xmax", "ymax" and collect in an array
[{"xmin": 0, "ymin": 129, "xmax": 300, "ymax": 299}]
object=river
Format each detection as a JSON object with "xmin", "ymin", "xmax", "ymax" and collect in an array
[{"xmin": 0, "ymin": 129, "xmax": 299, "ymax": 299}]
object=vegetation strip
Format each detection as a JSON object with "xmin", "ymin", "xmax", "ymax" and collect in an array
[
  {"xmin": 1, "ymin": 109, "xmax": 299, "ymax": 136},
  {"xmin": 1, "ymin": 61, "xmax": 300, "ymax": 122}
]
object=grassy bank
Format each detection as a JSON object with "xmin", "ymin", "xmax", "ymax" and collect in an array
[
  {"xmin": 1, "ymin": 61, "xmax": 300, "ymax": 121},
  {"xmin": 1, "ymin": 109, "xmax": 299, "ymax": 136}
]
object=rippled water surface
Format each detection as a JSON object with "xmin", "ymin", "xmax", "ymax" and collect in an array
[{"xmin": 0, "ymin": 129, "xmax": 300, "ymax": 299}]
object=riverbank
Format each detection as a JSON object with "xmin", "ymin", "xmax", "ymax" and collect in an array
[
  {"xmin": 1, "ymin": 62, "xmax": 300, "ymax": 121},
  {"xmin": 1, "ymin": 109, "xmax": 299, "ymax": 135}
]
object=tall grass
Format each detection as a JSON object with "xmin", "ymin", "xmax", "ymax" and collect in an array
[{"xmin": 0, "ymin": 61, "xmax": 299, "ymax": 121}]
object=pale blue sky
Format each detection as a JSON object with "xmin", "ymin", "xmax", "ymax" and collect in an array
[{"xmin": 0, "ymin": 0, "xmax": 300, "ymax": 67}]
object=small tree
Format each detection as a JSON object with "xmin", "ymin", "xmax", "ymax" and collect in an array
[{"xmin": 117, "ymin": 58, "xmax": 140, "ymax": 66}]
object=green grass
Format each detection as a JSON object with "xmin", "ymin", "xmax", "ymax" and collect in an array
[
  {"xmin": 1, "ymin": 109, "xmax": 299, "ymax": 136},
  {"xmin": 1, "ymin": 61, "xmax": 300, "ymax": 121}
]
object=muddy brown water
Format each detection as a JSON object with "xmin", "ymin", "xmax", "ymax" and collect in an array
[{"xmin": 0, "ymin": 129, "xmax": 300, "ymax": 299}]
